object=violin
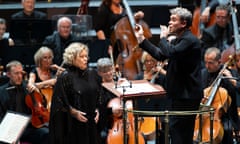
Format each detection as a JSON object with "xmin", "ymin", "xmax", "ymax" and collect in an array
[{"xmin": 25, "ymin": 89, "xmax": 50, "ymax": 128}]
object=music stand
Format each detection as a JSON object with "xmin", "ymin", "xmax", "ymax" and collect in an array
[{"xmin": 102, "ymin": 80, "xmax": 166, "ymax": 144}]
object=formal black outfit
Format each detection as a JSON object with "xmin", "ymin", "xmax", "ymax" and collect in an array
[
  {"xmin": 201, "ymin": 66, "xmax": 239, "ymax": 144},
  {"xmin": 0, "ymin": 82, "xmax": 49, "ymax": 144},
  {"xmin": 11, "ymin": 10, "xmax": 47, "ymax": 19},
  {"xmin": 94, "ymin": 4, "xmax": 126, "ymax": 39},
  {"xmin": 94, "ymin": 3, "xmax": 126, "ymax": 59},
  {"xmin": 97, "ymin": 78, "xmax": 118, "ymax": 144},
  {"xmin": 30, "ymin": 68, "xmax": 55, "ymax": 83},
  {"xmin": 139, "ymin": 29, "xmax": 203, "ymax": 144},
  {"xmin": 134, "ymin": 72, "xmax": 167, "ymax": 89},
  {"xmin": 201, "ymin": 23, "xmax": 233, "ymax": 52},
  {"xmin": 49, "ymin": 65, "xmax": 101, "ymax": 144},
  {"xmin": 42, "ymin": 32, "xmax": 78, "ymax": 66}
]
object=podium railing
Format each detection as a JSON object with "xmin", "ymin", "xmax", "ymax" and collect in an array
[{"xmin": 126, "ymin": 106, "xmax": 215, "ymax": 144}]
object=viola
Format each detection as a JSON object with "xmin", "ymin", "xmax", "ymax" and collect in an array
[{"xmin": 25, "ymin": 90, "xmax": 50, "ymax": 128}]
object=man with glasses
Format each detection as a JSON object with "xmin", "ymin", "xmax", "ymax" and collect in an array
[{"xmin": 201, "ymin": 4, "xmax": 233, "ymax": 65}]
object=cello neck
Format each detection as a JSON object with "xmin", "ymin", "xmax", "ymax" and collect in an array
[
  {"xmin": 230, "ymin": 1, "xmax": 240, "ymax": 50},
  {"xmin": 77, "ymin": 0, "xmax": 90, "ymax": 15},
  {"xmin": 122, "ymin": 0, "xmax": 135, "ymax": 29}
]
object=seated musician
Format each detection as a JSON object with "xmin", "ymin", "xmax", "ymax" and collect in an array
[
  {"xmin": 135, "ymin": 51, "xmax": 166, "ymax": 88},
  {"xmin": 202, "ymin": 47, "xmax": 239, "ymax": 144},
  {"xmin": 0, "ymin": 60, "xmax": 49, "ymax": 144},
  {"xmin": 42, "ymin": 16, "xmax": 78, "ymax": 66},
  {"xmin": 27, "ymin": 46, "xmax": 63, "ymax": 92},
  {"xmin": 27, "ymin": 47, "xmax": 64, "ymax": 120},
  {"xmin": 96, "ymin": 57, "xmax": 122, "ymax": 144}
]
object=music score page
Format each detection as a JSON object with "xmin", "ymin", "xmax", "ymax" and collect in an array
[{"xmin": 0, "ymin": 111, "xmax": 30, "ymax": 143}]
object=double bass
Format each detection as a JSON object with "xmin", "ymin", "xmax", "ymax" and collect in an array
[
  {"xmin": 111, "ymin": 0, "xmax": 152, "ymax": 80},
  {"xmin": 191, "ymin": 0, "xmax": 216, "ymax": 37}
]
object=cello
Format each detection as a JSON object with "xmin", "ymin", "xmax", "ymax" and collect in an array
[
  {"xmin": 25, "ymin": 89, "xmax": 50, "ymax": 128},
  {"xmin": 107, "ymin": 97, "xmax": 145, "ymax": 144},
  {"xmin": 193, "ymin": 59, "xmax": 232, "ymax": 143},
  {"xmin": 111, "ymin": 0, "xmax": 152, "ymax": 80}
]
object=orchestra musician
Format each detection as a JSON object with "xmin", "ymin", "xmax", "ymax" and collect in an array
[
  {"xmin": 49, "ymin": 42, "xmax": 100, "ymax": 144},
  {"xmin": 27, "ymin": 46, "xmax": 59, "ymax": 92},
  {"xmin": 191, "ymin": 0, "xmax": 219, "ymax": 37},
  {"xmin": 11, "ymin": 0, "xmax": 47, "ymax": 20},
  {"xmin": 135, "ymin": 7, "xmax": 203, "ymax": 144},
  {"xmin": 201, "ymin": 4, "xmax": 233, "ymax": 64},
  {"xmin": 43, "ymin": 16, "xmax": 78, "ymax": 66},
  {"xmin": 94, "ymin": 0, "xmax": 144, "ymax": 58},
  {"xmin": 96, "ymin": 57, "xmax": 122, "ymax": 144},
  {"xmin": 0, "ymin": 60, "xmax": 49, "ymax": 144},
  {"xmin": 202, "ymin": 47, "xmax": 239, "ymax": 144},
  {"xmin": 135, "ymin": 51, "xmax": 166, "ymax": 88}
]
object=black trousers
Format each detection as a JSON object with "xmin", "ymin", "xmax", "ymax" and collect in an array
[{"xmin": 169, "ymin": 99, "xmax": 201, "ymax": 144}]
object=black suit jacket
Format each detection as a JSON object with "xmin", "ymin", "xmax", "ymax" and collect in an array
[
  {"xmin": 139, "ymin": 30, "xmax": 203, "ymax": 100},
  {"xmin": 11, "ymin": 10, "xmax": 47, "ymax": 19}
]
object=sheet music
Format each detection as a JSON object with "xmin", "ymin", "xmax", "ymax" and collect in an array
[
  {"xmin": 115, "ymin": 81, "xmax": 160, "ymax": 95},
  {"xmin": 0, "ymin": 111, "xmax": 30, "ymax": 143}
]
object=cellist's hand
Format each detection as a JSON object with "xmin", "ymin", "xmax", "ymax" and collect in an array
[
  {"xmin": 222, "ymin": 69, "xmax": 237, "ymax": 86},
  {"xmin": 134, "ymin": 11, "xmax": 144, "ymax": 21},
  {"xmin": 27, "ymin": 83, "xmax": 38, "ymax": 93}
]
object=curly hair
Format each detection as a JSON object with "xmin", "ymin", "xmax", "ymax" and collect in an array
[
  {"xmin": 63, "ymin": 42, "xmax": 89, "ymax": 65},
  {"xmin": 170, "ymin": 7, "xmax": 192, "ymax": 28}
]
